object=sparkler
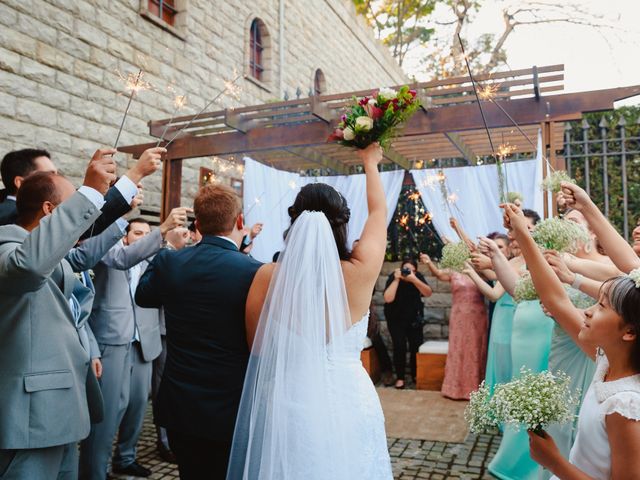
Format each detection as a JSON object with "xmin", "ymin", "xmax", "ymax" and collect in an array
[
  {"xmin": 245, "ymin": 191, "xmax": 265, "ymax": 216},
  {"xmin": 271, "ymin": 180, "xmax": 299, "ymax": 212},
  {"xmin": 114, "ymin": 69, "xmax": 150, "ymax": 150},
  {"xmin": 456, "ymin": 33, "xmax": 507, "ymax": 202},
  {"xmin": 162, "ymin": 72, "xmax": 243, "ymax": 149},
  {"xmin": 155, "ymin": 94, "xmax": 188, "ymax": 148}
]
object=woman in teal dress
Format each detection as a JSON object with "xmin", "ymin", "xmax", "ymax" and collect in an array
[
  {"xmin": 477, "ymin": 209, "xmax": 555, "ymax": 480},
  {"xmin": 488, "ymin": 299, "xmax": 554, "ymax": 480}
]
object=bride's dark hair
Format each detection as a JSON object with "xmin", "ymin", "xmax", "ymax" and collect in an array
[{"xmin": 288, "ymin": 183, "xmax": 351, "ymax": 260}]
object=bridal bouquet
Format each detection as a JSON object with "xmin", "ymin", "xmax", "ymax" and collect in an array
[
  {"xmin": 513, "ymin": 272, "xmax": 538, "ymax": 303},
  {"xmin": 439, "ymin": 241, "xmax": 471, "ymax": 272},
  {"xmin": 532, "ymin": 218, "xmax": 590, "ymax": 253},
  {"xmin": 465, "ymin": 369, "xmax": 579, "ymax": 435},
  {"xmin": 327, "ymin": 86, "xmax": 420, "ymax": 150},
  {"xmin": 541, "ymin": 170, "xmax": 576, "ymax": 193}
]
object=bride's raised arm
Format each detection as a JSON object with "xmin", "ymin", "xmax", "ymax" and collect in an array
[{"xmin": 348, "ymin": 142, "xmax": 386, "ymax": 278}]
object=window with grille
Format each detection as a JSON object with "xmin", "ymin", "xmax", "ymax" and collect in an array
[
  {"xmin": 147, "ymin": 0, "xmax": 177, "ymax": 26},
  {"xmin": 249, "ymin": 19, "xmax": 265, "ymax": 81}
]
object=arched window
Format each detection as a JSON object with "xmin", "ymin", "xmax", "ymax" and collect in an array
[
  {"xmin": 249, "ymin": 19, "xmax": 266, "ymax": 81},
  {"xmin": 313, "ymin": 69, "xmax": 326, "ymax": 96}
]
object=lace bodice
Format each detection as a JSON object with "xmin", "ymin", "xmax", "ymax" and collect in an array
[
  {"xmin": 327, "ymin": 313, "xmax": 369, "ymax": 365},
  {"xmin": 552, "ymin": 353, "xmax": 640, "ymax": 480}
]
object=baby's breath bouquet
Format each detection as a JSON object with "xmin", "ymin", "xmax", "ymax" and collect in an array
[
  {"xmin": 565, "ymin": 286, "xmax": 596, "ymax": 310},
  {"xmin": 506, "ymin": 191, "xmax": 524, "ymax": 204},
  {"xmin": 540, "ymin": 170, "xmax": 576, "ymax": 193},
  {"xmin": 464, "ymin": 381, "xmax": 499, "ymax": 433},
  {"xmin": 532, "ymin": 218, "xmax": 590, "ymax": 253},
  {"xmin": 491, "ymin": 369, "xmax": 579, "ymax": 434},
  {"xmin": 514, "ymin": 272, "xmax": 538, "ymax": 303},
  {"xmin": 439, "ymin": 241, "xmax": 471, "ymax": 272}
]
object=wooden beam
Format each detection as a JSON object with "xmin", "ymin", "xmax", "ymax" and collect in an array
[
  {"xmin": 118, "ymin": 86, "xmax": 640, "ymax": 160},
  {"xmin": 161, "ymin": 158, "xmax": 183, "ymax": 221},
  {"xmin": 283, "ymin": 146, "xmax": 349, "ymax": 174},
  {"xmin": 444, "ymin": 132, "xmax": 477, "ymax": 164},
  {"xmin": 383, "ymin": 147, "xmax": 411, "ymax": 170},
  {"xmin": 310, "ymin": 96, "xmax": 332, "ymax": 123}
]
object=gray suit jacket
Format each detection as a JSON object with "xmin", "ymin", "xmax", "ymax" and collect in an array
[
  {"xmin": 66, "ymin": 221, "xmax": 128, "ymax": 360},
  {"xmin": 88, "ymin": 229, "xmax": 163, "ymax": 362},
  {"xmin": 0, "ymin": 192, "xmax": 101, "ymax": 449}
]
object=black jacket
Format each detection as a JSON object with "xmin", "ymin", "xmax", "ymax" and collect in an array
[{"xmin": 135, "ymin": 235, "xmax": 262, "ymax": 441}]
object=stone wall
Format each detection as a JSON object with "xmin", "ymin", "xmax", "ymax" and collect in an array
[
  {"xmin": 374, "ymin": 262, "xmax": 453, "ymax": 352},
  {"xmin": 0, "ymin": 0, "xmax": 407, "ymax": 213}
]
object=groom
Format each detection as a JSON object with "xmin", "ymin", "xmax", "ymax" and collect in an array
[{"xmin": 135, "ymin": 183, "xmax": 262, "ymax": 479}]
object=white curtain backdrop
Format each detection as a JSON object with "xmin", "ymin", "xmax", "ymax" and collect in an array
[
  {"xmin": 411, "ymin": 130, "xmax": 544, "ymax": 241},
  {"xmin": 243, "ymin": 157, "xmax": 404, "ymax": 263}
]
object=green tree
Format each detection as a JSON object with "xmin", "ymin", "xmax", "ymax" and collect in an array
[{"xmin": 353, "ymin": 0, "xmax": 438, "ymax": 67}]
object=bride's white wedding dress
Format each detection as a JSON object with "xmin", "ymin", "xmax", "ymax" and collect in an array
[{"xmin": 227, "ymin": 211, "xmax": 393, "ymax": 480}]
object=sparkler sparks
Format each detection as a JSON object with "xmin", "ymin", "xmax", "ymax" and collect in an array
[
  {"xmin": 163, "ymin": 71, "xmax": 244, "ymax": 148},
  {"xmin": 478, "ymin": 82, "xmax": 500, "ymax": 101},
  {"xmin": 497, "ymin": 142, "xmax": 517, "ymax": 160},
  {"xmin": 113, "ymin": 69, "xmax": 152, "ymax": 150}
]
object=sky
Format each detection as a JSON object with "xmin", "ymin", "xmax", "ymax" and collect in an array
[{"xmin": 402, "ymin": 0, "xmax": 640, "ymax": 106}]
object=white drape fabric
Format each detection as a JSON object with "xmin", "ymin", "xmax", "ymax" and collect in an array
[
  {"xmin": 410, "ymin": 131, "xmax": 544, "ymax": 241},
  {"xmin": 227, "ymin": 211, "xmax": 355, "ymax": 479},
  {"xmin": 243, "ymin": 157, "xmax": 403, "ymax": 263}
]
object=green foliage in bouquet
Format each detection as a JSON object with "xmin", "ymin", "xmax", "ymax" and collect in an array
[
  {"xmin": 541, "ymin": 170, "xmax": 576, "ymax": 193},
  {"xmin": 327, "ymin": 86, "xmax": 421, "ymax": 150},
  {"xmin": 439, "ymin": 241, "xmax": 470, "ymax": 272},
  {"xmin": 513, "ymin": 272, "xmax": 538, "ymax": 303},
  {"xmin": 532, "ymin": 218, "xmax": 591, "ymax": 253}
]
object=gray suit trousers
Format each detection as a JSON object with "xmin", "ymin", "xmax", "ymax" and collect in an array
[
  {"xmin": 0, "ymin": 443, "xmax": 78, "ymax": 480},
  {"xmin": 113, "ymin": 343, "xmax": 152, "ymax": 469},
  {"xmin": 79, "ymin": 344, "xmax": 132, "ymax": 480}
]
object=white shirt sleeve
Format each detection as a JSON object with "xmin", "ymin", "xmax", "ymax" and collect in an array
[
  {"xmin": 114, "ymin": 175, "xmax": 138, "ymax": 205},
  {"xmin": 77, "ymin": 186, "xmax": 106, "ymax": 210}
]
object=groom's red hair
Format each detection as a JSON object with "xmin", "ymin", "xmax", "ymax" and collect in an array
[{"xmin": 194, "ymin": 183, "xmax": 242, "ymax": 235}]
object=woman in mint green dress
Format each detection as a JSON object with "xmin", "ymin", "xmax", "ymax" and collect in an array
[{"xmin": 488, "ymin": 299, "xmax": 554, "ymax": 480}]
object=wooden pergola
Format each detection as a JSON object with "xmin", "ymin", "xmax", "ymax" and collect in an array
[{"xmin": 120, "ymin": 64, "xmax": 640, "ymax": 219}]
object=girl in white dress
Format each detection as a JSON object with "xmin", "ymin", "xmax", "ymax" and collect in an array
[{"xmin": 502, "ymin": 183, "xmax": 640, "ymax": 480}]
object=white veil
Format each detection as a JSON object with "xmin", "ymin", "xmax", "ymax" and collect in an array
[{"xmin": 227, "ymin": 210, "xmax": 354, "ymax": 479}]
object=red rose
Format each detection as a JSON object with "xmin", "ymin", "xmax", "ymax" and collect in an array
[
  {"xmin": 364, "ymin": 103, "xmax": 383, "ymax": 119},
  {"xmin": 327, "ymin": 128, "xmax": 344, "ymax": 142}
]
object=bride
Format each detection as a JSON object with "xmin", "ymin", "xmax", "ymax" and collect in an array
[{"xmin": 226, "ymin": 143, "xmax": 392, "ymax": 479}]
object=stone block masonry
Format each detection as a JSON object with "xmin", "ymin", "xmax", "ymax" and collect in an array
[{"xmin": 0, "ymin": 0, "xmax": 406, "ymax": 217}]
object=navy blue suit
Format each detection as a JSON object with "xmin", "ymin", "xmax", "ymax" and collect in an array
[{"xmin": 135, "ymin": 235, "xmax": 262, "ymax": 479}]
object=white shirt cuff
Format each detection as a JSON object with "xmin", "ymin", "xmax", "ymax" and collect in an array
[
  {"xmin": 116, "ymin": 218, "xmax": 129, "ymax": 233},
  {"xmin": 114, "ymin": 175, "xmax": 138, "ymax": 205},
  {"xmin": 77, "ymin": 186, "xmax": 106, "ymax": 210}
]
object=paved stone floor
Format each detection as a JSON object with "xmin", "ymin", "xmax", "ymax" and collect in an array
[{"xmin": 110, "ymin": 405, "xmax": 501, "ymax": 479}]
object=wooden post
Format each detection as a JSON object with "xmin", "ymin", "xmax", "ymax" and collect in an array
[
  {"xmin": 541, "ymin": 121, "xmax": 550, "ymax": 218},
  {"xmin": 161, "ymin": 158, "xmax": 183, "ymax": 221},
  {"xmin": 548, "ymin": 121, "xmax": 560, "ymax": 217}
]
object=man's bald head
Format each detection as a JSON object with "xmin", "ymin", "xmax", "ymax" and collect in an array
[{"xmin": 16, "ymin": 172, "xmax": 75, "ymax": 229}]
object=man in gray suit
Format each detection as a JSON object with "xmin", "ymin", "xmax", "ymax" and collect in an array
[
  {"xmin": 0, "ymin": 149, "xmax": 116, "ymax": 479},
  {"xmin": 79, "ymin": 210, "xmax": 189, "ymax": 480}
]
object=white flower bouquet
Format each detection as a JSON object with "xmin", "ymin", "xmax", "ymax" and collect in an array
[
  {"xmin": 465, "ymin": 369, "xmax": 580, "ymax": 435},
  {"xmin": 514, "ymin": 272, "xmax": 539, "ymax": 303},
  {"xmin": 565, "ymin": 286, "xmax": 596, "ymax": 309},
  {"xmin": 439, "ymin": 241, "xmax": 471, "ymax": 272},
  {"xmin": 532, "ymin": 218, "xmax": 590, "ymax": 253}
]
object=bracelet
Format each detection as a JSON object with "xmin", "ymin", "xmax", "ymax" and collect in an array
[{"xmin": 571, "ymin": 273, "xmax": 583, "ymax": 290}]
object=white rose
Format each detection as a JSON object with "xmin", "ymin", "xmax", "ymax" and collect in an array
[
  {"xmin": 343, "ymin": 126, "xmax": 355, "ymax": 141},
  {"xmin": 378, "ymin": 87, "xmax": 397, "ymax": 100},
  {"xmin": 355, "ymin": 116, "xmax": 374, "ymax": 132},
  {"xmin": 367, "ymin": 98, "xmax": 377, "ymax": 105}
]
